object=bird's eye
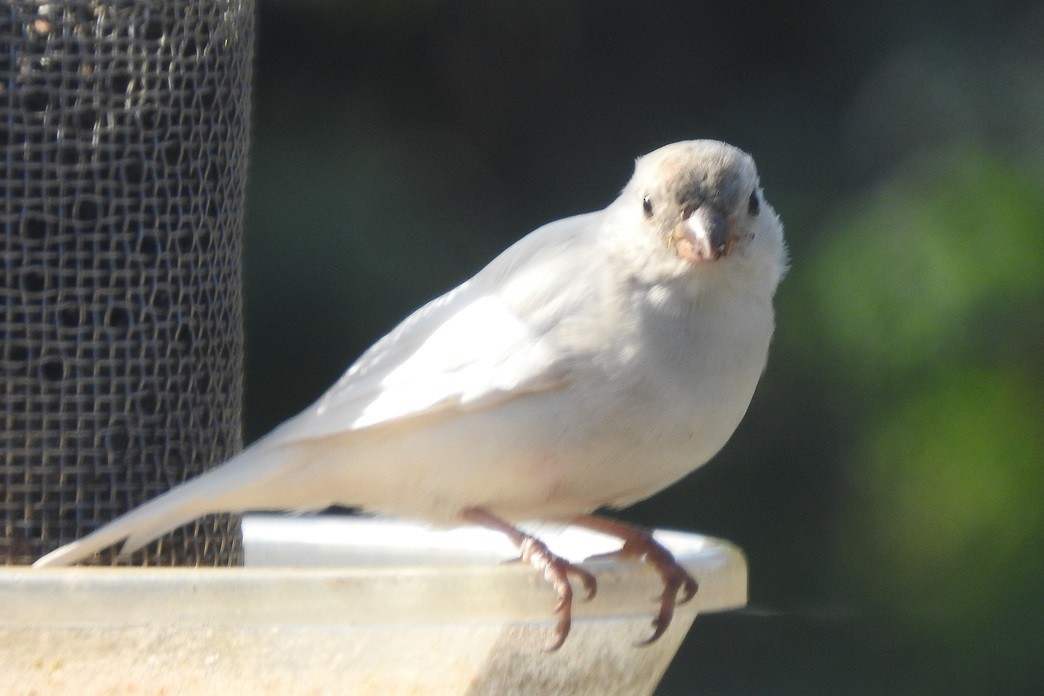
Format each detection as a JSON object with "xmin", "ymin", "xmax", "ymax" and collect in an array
[
  {"xmin": 642, "ymin": 196, "xmax": 654, "ymax": 217},
  {"xmin": 747, "ymin": 190, "xmax": 760, "ymax": 216}
]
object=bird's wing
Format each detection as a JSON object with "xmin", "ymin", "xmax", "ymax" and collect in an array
[{"xmin": 265, "ymin": 211, "xmax": 610, "ymax": 443}]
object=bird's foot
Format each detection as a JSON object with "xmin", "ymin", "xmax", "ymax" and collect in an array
[
  {"xmin": 572, "ymin": 515, "xmax": 698, "ymax": 645},
  {"xmin": 463, "ymin": 507, "xmax": 596, "ymax": 651}
]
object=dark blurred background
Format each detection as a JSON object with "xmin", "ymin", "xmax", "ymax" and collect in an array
[{"xmin": 243, "ymin": 2, "xmax": 1042, "ymax": 694}]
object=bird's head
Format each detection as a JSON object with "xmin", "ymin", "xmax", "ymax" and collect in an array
[{"xmin": 615, "ymin": 140, "xmax": 786, "ymax": 294}]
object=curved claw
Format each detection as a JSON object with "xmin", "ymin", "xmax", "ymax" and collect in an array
[
  {"xmin": 547, "ymin": 594, "xmax": 572, "ymax": 652},
  {"xmin": 677, "ymin": 571, "xmax": 699, "ymax": 605},
  {"xmin": 635, "ymin": 568, "xmax": 698, "ymax": 646},
  {"xmin": 571, "ymin": 563, "xmax": 598, "ymax": 602},
  {"xmin": 522, "ymin": 537, "xmax": 599, "ymax": 651},
  {"xmin": 635, "ymin": 602, "xmax": 672, "ymax": 646}
]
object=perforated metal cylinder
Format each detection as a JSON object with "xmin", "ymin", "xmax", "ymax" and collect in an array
[{"xmin": 1, "ymin": 0, "xmax": 253, "ymax": 565}]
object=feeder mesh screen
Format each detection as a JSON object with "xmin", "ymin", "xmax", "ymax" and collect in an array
[{"xmin": 1, "ymin": 0, "xmax": 253, "ymax": 565}]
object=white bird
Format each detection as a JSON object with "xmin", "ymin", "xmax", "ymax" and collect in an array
[{"xmin": 35, "ymin": 140, "xmax": 787, "ymax": 649}]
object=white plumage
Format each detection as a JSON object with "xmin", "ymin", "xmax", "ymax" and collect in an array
[{"xmin": 35, "ymin": 140, "xmax": 786, "ymax": 586}]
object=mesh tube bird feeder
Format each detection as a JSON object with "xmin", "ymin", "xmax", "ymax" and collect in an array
[{"xmin": 1, "ymin": 0, "xmax": 254, "ymax": 565}]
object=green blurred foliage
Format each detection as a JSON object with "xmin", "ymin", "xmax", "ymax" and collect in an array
[
  {"xmin": 855, "ymin": 371, "xmax": 1041, "ymax": 615},
  {"xmin": 244, "ymin": 2, "xmax": 1043, "ymax": 693},
  {"xmin": 794, "ymin": 147, "xmax": 1043, "ymax": 691},
  {"xmin": 799, "ymin": 149, "xmax": 1042, "ymax": 381}
]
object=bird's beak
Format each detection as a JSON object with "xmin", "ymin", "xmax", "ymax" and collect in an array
[{"xmin": 671, "ymin": 207, "xmax": 732, "ymax": 263}]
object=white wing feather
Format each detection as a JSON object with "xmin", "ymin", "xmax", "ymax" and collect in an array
[{"xmin": 266, "ymin": 211, "xmax": 608, "ymax": 442}]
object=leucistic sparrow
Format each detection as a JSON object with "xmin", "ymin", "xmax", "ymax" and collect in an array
[{"xmin": 35, "ymin": 140, "xmax": 786, "ymax": 650}]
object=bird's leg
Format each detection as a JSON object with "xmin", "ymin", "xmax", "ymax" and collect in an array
[
  {"xmin": 571, "ymin": 514, "xmax": 698, "ymax": 645},
  {"xmin": 462, "ymin": 507, "xmax": 597, "ymax": 651}
]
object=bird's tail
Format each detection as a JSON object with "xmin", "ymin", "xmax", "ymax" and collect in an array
[{"xmin": 33, "ymin": 442, "xmax": 304, "ymax": 568}]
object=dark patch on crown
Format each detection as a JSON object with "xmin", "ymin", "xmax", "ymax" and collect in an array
[{"xmin": 657, "ymin": 145, "xmax": 752, "ymax": 215}]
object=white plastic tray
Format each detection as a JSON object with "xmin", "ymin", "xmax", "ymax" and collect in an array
[{"xmin": 1, "ymin": 515, "xmax": 747, "ymax": 695}]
